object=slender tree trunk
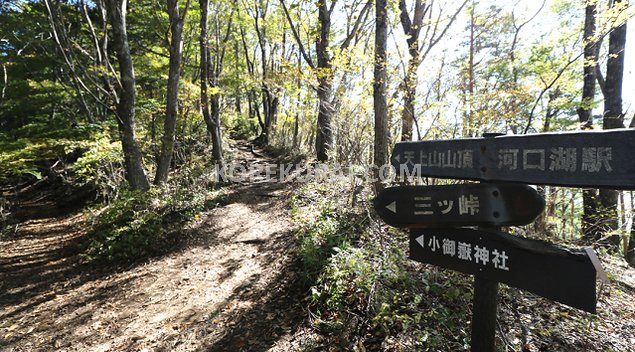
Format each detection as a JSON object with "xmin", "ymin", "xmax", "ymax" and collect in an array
[
  {"xmin": 401, "ymin": 58, "xmax": 418, "ymax": 141},
  {"xmin": 199, "ymin": 0, "xmax": 224, "ymax": 168},
  {"xmin": 209, "ymin": 90, "xmax": 224, "ymax": 165},
  {"xmin": 398, "ymin": 0, "xmax": 425, "ymax": 141},
  {"xmin": 44, "ymin": 0, "xmax": 95, "ymax": 123},
  {"xmin": 628, "ymin": 191, "xmax": 635, "ymax": 266},
  {"xmin": 292, "ymin": 52, "xmax": 301, "ymax": 149},
  {"xmin": 628, "ymin": 228, "xmax": 635, "ymax": 267},
  {"xmin": 465, "ymin": 4, "xmax": 475, "ymax": 137},
  {"xmin": 0, "ymin": 64, "xmax": 6, "ymax": 108},
  {"xmin": 600, "ymin": 0, "xmax": 627, "ymax": 249},
  {"xmin": 293, "ymin": 112, "xmax": 299, "ymax": 148},
  {"xmin": 315, "ymin": 0, "xmax": 334, "ymax": 161},
  {"xmin": 105, "ymin": 0, "xmax": 150, "ymax": 191},
  {"xmin": 374, "ymin": 0, "xmax": 389, "ymax": 189},
  {"xmin": 315, "ymin": 77, "xmax": 334, "ymax": 161},
  {"xmin": 578, "ymin": 1, "xmax": 601, "ymax": 241},
  {"xmin": 578, "ymin": 2, "xmax": 599, "ymax": 125},
  {"xmin": 155, "ymin": 0, "xmax": 189, "ymax": 185}
]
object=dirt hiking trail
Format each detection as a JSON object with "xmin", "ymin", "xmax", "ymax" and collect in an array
[{"xmin": 0, "ymin": 141, "xmax": 310, "ymax": 351}]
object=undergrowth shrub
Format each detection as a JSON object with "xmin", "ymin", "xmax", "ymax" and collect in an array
[
  {"xmin": 0, "ymin": 121, "xmax": 102, "ymax": 183},
  {"xmin": 66, "ymin": 131, "xmax": 125, "ymax": 201},
  {"xmin": 0, "ymin": 196, "xmax": 11, "ymax": 235},
  {"xmin": 291, "ymin": 176, "xmax": 473, "ymax": 350},
  {"xmin": 291, "ymin": 179, "xmax": 368, "ymax": 281},
  {"xmin": 229, "ymin": 113, "xmax": 259, "ymax": 139},
  {"xmin": 83, "ymin": 160, "xmax": 226, "ymax": 262}
]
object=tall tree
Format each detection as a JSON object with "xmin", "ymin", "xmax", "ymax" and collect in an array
[
  {"xmin": 398, "ymin": 0, "xmax": 466, "ymax": 141},
  {"xmin": 244, "ymin": 0, "xmax": 279, "ymax": 145},
  {"xmin": 398, "ymin": 0, "xmax": 426, "ymax": 141},
  {"xmin": 199, "ymin": 0, "xmax": 226, "ymax": 171},
  {"xmin": 155, "ymin": 0, "xmax": 191, "ymax": 185},
  {"xmin": 628, "ymin": 192, "xmax": 635, "ymax": 266},
  {"xmin": 106, "ymin": 0, "xmax": 150, "ymax": 191},
  {"xmin": 598, "ymin": 0, "xmax": 627, "ymax": 248},
  {"xmin": 373, "ymin": 0, "xmax": 388, "ymax": 189},
  {"xmin": 578, "ymin": 0, "xmax": 600, "ymax": 241},
  {"xmin": 0, "ymin": 64, "xmax": 6, "ymax": 109},
  {"xmin": 280, "ymin": 0, "xmax": 372, "ymax": 161}
]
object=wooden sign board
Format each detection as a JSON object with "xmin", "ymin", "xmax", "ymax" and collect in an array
[
  {"xmin": 391, "ymin": 129, "xmax": 635, "ymax": 189},
  {"xmin": 373, "ymin": 183, "xmax": 544, "ymax": 228},
  {"xmin": 410, "ymin": 228, "xmax": 597, "ymax": 313}
]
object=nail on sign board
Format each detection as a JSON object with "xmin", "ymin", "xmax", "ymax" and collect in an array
[
  {"xmin": 373, "ymin": 183, "xmax": 544, "ymax": 228},
  {"xmin": 391, "ymin": 129, "xmax": 635, "ymax": 189},
  {"xmin": 410, "ymin": 228, "xmax": 597, "ymax": 313}
]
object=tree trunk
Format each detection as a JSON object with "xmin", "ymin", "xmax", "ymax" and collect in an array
[
  {"xmin": 0, "ymin": 64, "xmax": 6, "ymax": 108},
  {"xmin": 627, "ymin": 228, "xmax": 635, "ymax": 267},
  {"xmin": 373, "ymin": 0, "xmax": 389, "ymax": 188},
  {"xmin": 155, "ymin": 0, "xmax": 189, "ymax": 185},
  {"xmin": 578, "ymin": 1, "xmax": 600, "ymax": 241},
  {"xmin": 210, "ymin": 90, "xmax": 224, "ymax": 165},
  {"xmin": 105, "ymin": 0, "xmax": 150, "ymax": 191},
  {"xmin": 293, "ymin": 112, "xmax": 299, "ymax": 148},
  {"xmin": 401, "ymin": 59, "xmax": 417, "ymax": 141},
  {"xmin": 578, "ymin": 2, "xmax": 599, "ymax": 125},
  {"xmin": 398, "ymin": 0, "xmax": 424, "ymax": 141},
  {"xmin": 465, "ymin": 4, "xmax": 475, "ymax": 137},
  {"xmin": 315, "ymin": 0, "xmax": 334, "ymax": 161},
  {"xmin": 199, "ymin": 0, "xmax": 224, "ymax": 168},
  {"xmin": 600, "ymin": 0, "xmax": 627, "ymax": 249}
]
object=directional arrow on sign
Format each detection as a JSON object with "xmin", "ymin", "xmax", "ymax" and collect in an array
[
  {"xmin": 391, "ymin": 129, "xmax": 635, "ymax": 189},
  {"xmin": 373, "ymin": 183, "xmax": 544, "ymax": 228},
  {"xmin": 415, "ymin": 234, "xmax": 424, "ymax": 248},
  {"xmin": 409, "ymin": 228, "xmax": 598, "ymax": 313}
]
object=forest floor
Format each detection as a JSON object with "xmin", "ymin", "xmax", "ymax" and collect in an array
[
  {"xmin": 1, "ymin": 141, "xmax": 635, "ymax": 351},
  {"xmin": 0, "ymin": 141, "xmax": 312, "ymax": 351}
]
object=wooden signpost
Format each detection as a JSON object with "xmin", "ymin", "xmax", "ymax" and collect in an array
[
  {"xmin": 373, "ymin": 130, "xmax": 635, "ymax": 352},
  {"xmin": 374, "ymin": 184, "xmax": 544, "ymax": 228},
  {"xmin": 409, "ymin": 228, "xmax": 597, "ymax": 313},
  {"xmin": 391, "ymin": 129, "xmax": 635, "ymax": 189}
]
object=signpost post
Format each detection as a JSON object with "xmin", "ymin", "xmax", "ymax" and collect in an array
[{"xmin": 373, "ymin": 130, "xmax": 633, "ymax": 351}]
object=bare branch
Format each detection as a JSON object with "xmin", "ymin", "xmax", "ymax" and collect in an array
[
  {"xmin": 340, "ymin": 0, "xmax": 372, "ymax": 50},
  {"xmin": 420, "ymin": 0, "xmax": 467, "ymax": 62},
  {"xmin": 279, "ymin": 0, "xmax": 315, "ymax": 69},
  {"xmin": 596, "ymin": 63, "xmax": 606, "ymax": 97},
  {"xmin": 523, "ymin": 52, "xmax": 582, "ymax": 134}
]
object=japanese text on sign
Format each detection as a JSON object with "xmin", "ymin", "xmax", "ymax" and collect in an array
[
  {"xmin": 399, "ymin": 147, "xmax": 613, "ymax": 173},
  {"xmin": 414, "ymin": 194, "xmax": 480, "ymax": 216},
  {"xmin": 420, "ymin": 234, "xmax": 509, "ymax": 271}
]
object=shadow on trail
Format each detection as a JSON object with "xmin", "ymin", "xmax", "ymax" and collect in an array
[
  {"xmin": 203, "ymin": 248, "xmax": 308, "ymax": 352},
  {"xmin": 0, "ymin": 140, "xmax": 319, "ymax": 351},
  {"xmin": 0, "ymin": 182, "xmax": 157, "ymax": 347}
]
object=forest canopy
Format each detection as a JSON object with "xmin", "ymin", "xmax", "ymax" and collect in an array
[{"xmin": 1, "ymin": 1, "xmax": 635, "ymax": 350}]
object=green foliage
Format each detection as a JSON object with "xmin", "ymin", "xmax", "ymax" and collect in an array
[
  {"xmin": 84, "ymin": 165, "xmax": 226, "ymax": 262},
  {"xmin": 0, "ymin": 121, "xmax": 102, "ymax": 184},
  {"xmin": 291, "ymin": 177, "xmax": 474, "ymax": 350},
  {"xmin": 228, "ymin": 112, "xmax": 260, "ymax": 139},
  {"xmin": 291, "ymin": 181, "xmax": 367, "ymax": 281},
  {"xmin": 68, "ymin": 131, "xmax": 125, "ymax": 200}
]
